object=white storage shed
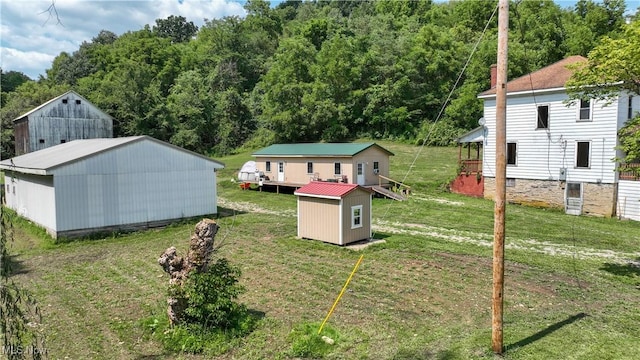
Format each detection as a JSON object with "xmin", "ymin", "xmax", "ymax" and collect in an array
[{"xmin": 0, "ymin": 136, "xmax": 224, "ymax": 238}]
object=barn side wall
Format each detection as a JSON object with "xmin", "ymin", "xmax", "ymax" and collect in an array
[
  {"xmin": 53, "ymin": 140, "xmax": 219, "ymax": 233},
  {"xmin": 4, "ymin": 173, "xmax": 56, "ymax": 232}
]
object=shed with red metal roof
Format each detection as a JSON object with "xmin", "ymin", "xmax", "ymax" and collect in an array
[{"xmin": 294, "ymin": 182, "xmax": 372, "ymax": 245}]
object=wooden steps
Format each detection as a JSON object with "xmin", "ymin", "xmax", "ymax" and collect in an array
[{"xmin": 370, "ymin": 185, "xmax": 406, "ymax": 201}]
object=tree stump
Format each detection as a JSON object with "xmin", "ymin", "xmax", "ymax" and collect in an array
[{"xmin": 158, "ymin": 219, "xmax": 219, "ymax": 325}]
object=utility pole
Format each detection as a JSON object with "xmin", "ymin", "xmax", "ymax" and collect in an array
[{"xmin": 492, "ymin": 0, "xmax": 509, "ymax": 355}]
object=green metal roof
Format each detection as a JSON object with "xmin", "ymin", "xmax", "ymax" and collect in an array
[{"xmin": 252, "ymin": 143, "xmax": 393, "ymax": 157}]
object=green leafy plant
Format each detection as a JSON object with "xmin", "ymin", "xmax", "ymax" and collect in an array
[
  {"xmin": 146, "ymin": 257, "xmax": 260, "ymax": 355},
  {"xmin": 288, "ymin": 322, "xmax": 341, "ymax": 359},
  {"xmin": 1, "ymin": 210, "xmax": 46, "ymax": 359}
]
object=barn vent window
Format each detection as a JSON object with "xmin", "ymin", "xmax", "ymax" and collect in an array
[
  {"xmin": 62, "ymin": 99, "xmax": 68, "ymax": 104},
  {"xmin": 76, "ymin": 99, "xmax": 81, "ymax": 105},
  {"xmin": 351, "ymin": 205, "xmax": 363, "ymax": 229}
]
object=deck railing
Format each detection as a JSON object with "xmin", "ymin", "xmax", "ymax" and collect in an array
[
  {"xmin": 458, "ymin": 159, "xmax": 483, "ymax": 174},
  {"xmin": 378, "ymin": 175, "xmax": 411, "ymax": 196},
  {"xmin": 619, "ymin": 163, "xmax": 640, "ymax": 181}
]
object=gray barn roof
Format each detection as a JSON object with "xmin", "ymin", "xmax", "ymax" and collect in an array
[
  {"xmin": 0, "ymin": 136, "xmax": 224, "ymax": 175},
  {"xmin": 13, "ymin": 90, "xmax": 113, "ymax": 122}
]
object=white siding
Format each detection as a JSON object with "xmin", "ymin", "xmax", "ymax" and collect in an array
[
  {"xmin": 52, "ymin": 139, "xmax": 219, "ymax": 233},
  {"xmin": 483, "ymin": 91, "xmax": 620, "ymax": 184},
  {"xmin": 4, "ymin": 174, "xmax": 56, "ymax": 232},
  {"xmin": 618, "ymin": 181, "xmax": 640, "ymax": 221}
]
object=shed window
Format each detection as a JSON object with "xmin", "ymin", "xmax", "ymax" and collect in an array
[
  {"xmin": 307, "ymin": 162, "xmax": 313, "ymax": 174},
  {"xmin": 60, "ymin": 140, "xmax": 66, "ymax": 143},
  {"xmin": 578, "ymin": 99, "xmax": 591, "ymax": 121},
  {"xmin": 265, "ymin": 161, "xmax": 271, "ymax": 172},
  {"xmin": 537, "ymin": 105, "xmax": 549, "ymax": 129},
  {"xmin": 576, "ymin": 141, "xmax": 590, "ymax": 168},
  {"xmin": 75, "ymin": 99, "xmax": 81, "ymax": 105},
  {"xmin": 62, "ymin": 99, "xmax": 68, "ymax": 104},
  {"xmin": 334, "ymin": 162, "xmax": 341, "ymax": 175},
  {"xmin": 351, "ymin": 205, "xmax": 363, "ymax": 229},
  {"xmin": 39, "ymin": 139, "xmax": 45, "ymax": 144},
  {"xmin": 507, "ymin": 142, "xmax": 517, "ymax": 165},
  {"xmin": 373, "ymin": 161, "xmax": 379, "ymax": 174}
]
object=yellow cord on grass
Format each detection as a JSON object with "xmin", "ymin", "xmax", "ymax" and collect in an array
[{"xmin": 318, "ymin": 254, "xmax": 364, "ymax": 334}]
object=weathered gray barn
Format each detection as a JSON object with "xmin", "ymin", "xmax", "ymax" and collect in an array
[
  {"xmin": 294, "ymin": 182, "xmax": 372, "ymax": 246},
  {"xmin": 14, "ymin": 90, "xmax": 113, "ymax": 155},
  {"xmin": 0, "ymin": 136, "xmax": 224, "ymax": 238}
]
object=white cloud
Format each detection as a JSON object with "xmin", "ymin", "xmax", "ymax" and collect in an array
[{"xmin": 0, "ymin": 0, "xmax": 248, "ymax": 79}]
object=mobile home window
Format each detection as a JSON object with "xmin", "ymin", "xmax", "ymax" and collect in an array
[
  {"xmin": 578, "ymin": 99, "xmax": 591, "ymax": 121},
  {"xmin": 334, "ymin": 162, "xmax": 341, "ymax": 175},
  {"xmin": 351, "ymin": 205, "xmax": 363, "ymax": 229},
  {"xmin": 265, "ymin": 161, "xmax": 271, "ymax": 172},
  {"xmin": 307, "ymin": 162, "xmax": 313, "ymax": 174},
  {"xmin": 576, "ymin": 141, "xmax": 590, "ymax": 168},
  {"xmin": 507, "ymin": 142, "xmax": 517, "ymax": 165},
  {"xmin": 537, "ymin": 105, "xmax": 549, "ymax": 129}
]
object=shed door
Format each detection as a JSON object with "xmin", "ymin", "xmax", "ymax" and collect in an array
[
  {"xmin": 565, "ymin": 182, "xmax": 583, "ymax": 215},
  {"xmin": 277, "ymin": 162, "xmax": 285, "ymax": 182},
  {"xmin": 357, "ymin": 163, "xmax": 365, "ymax": 185}
]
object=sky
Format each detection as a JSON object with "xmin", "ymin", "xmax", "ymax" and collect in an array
[{"xmin": 0, "ymin": 0, "xmax": 638, "ymax": 80}]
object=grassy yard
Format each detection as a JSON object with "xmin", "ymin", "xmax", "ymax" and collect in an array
[{"xmin": 6, "ymin": 141, "xmax": 640, "ymax": 359}]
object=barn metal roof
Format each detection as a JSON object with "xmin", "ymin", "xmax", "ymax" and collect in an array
[
  {"xmin": 13, "ymin": 90, "xmax": 113, "ymax": 122},
  {"xmin": 294, "ymin": 181, "xmax": 372, "ymax": 200},
  {"xmin": 0, "ymin": 136, "xmax": 224, "ymax": 175},
  {"xmin": 252, "ymin": 143, "xmax": 393, "ymax": 157}
]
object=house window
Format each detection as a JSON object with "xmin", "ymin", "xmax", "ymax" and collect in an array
[
  {"xmin": 629, "ymin": 95, "xmax": 634, "ymax": 120},
  {"xmin": 5, "ymin": 184, "xmax": 9, "ymax": 193},
  {"xmin": 506, "ymin": 178, "xmax": 516, "ymax": 187},
  {"xmin": 576, "ymin": 141, "xmax": 590, "ymax": 168},
  {"xmin": 307, "ymin": 162, "xmax": 313, "ymax": 174},
  {"xmin": 578, "ymin": 99, "xmax": 591, "ymax": 121},
  {"xmin": 75, "ymin": 99, "xmax": 81, "ymax": 105},
  {"xmin": 265, "ymin": 161, "xmax": 271, "ymax": 172},
  {"xmin": 351, "ymin": 205, "xmax": 363, "ymax": 229},
  {"xmin": 566, "ymin": 182, "xmax": 582, "ymax": 199},
  {"xmin": 334, "ymin": 162, "xmax": 341, "ymax": 175},
  {"xmin": 373, "ymin": 161, "xmax": 379, "ymax": 174},
  {"xmin": 507, "ymin": 142, "xmax": 517, "ymax": 165},
  {"xmin": 62, "ymin": 99, "xmax": 68, "ymax": 104},
  {"xmin": 39, "ymin": 139, "xmax": 45, "ymax": 144},
  {"xmin": 537, "ymin": 105, "xmax": 549, "ymax": 129}
]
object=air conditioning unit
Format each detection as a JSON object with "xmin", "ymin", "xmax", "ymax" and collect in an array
[{"xmin": 373, "ymin": 169, "xmax": 379, "ymax": 174}]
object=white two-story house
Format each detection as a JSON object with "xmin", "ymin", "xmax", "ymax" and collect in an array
[{"xmin": 478, "ymin": 55, "xmax": 639, "ymax": 219}]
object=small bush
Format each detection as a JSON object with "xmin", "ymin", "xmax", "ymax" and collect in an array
[
  {"xmin": 288, "ymin": 322, "xmax": 341, "ymax": 358},
  {"xmin": 145, "ymin": 257, "xmax": 260, "ymax": 355}
]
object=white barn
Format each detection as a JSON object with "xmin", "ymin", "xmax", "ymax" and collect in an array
[
  {"xmin": 0, "ymin": 136, "xmax": 224, "ymax": 238},
  {"xmin": 479, "ymin": 55, "xmax": 639, "ymax": 218}
]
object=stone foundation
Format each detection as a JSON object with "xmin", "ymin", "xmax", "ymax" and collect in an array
[{"xmin": 484, "ymin": 177, "xmax": 616, "ymax": 217}]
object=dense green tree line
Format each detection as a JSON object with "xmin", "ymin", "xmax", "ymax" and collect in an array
[{"xmin": 0, "ymin": 0, "xmax": 633, "ymax": 159}]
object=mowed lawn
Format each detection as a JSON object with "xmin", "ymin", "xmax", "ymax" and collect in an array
[{"xmin": 8, "ymin": 141, "xmax": 640, "ymax": 359}]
